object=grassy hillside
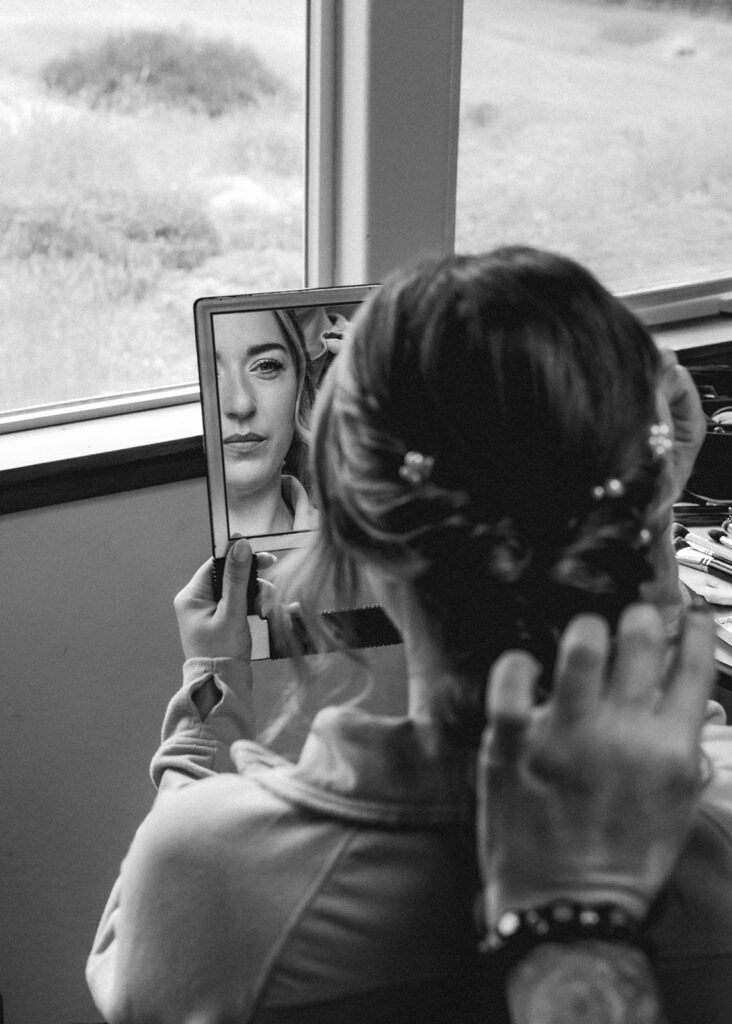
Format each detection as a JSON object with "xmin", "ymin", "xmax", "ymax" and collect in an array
[
  {"xmin": 457, "ymin": 0, "xmax": 732, "ymax": 291},
  {"xmin": 1, "ymin": 0, "xmax": 731, "ymax": 408},
  {"xmin": 0, "ymin": 2, "xmax": 305, "ymax": 408}
]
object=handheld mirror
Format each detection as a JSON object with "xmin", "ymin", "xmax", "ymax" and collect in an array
[{"xmin": 194, "ymin": 284, "xmax": 400, "ymax": 658}]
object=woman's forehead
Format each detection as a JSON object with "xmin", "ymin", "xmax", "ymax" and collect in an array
[{"xmin": 215, "ymin": 310, "xmax": 287, "ymax": 357}]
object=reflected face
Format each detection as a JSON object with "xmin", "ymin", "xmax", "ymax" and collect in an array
[{"xmin": 215, "ymin": 310, "xmax": 298, "ymax": 500}]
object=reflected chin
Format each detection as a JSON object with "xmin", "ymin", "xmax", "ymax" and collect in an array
[{"xmin": 224, "ymin": 446, "xmax": 282, "ymax": 496}]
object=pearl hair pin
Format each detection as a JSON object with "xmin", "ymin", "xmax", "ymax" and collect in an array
[
  {"xmin": 399, "ymin": 450, "xmax": 435, "ymax": 486},
  {"xmin": 592, "ymin": 423, "xmax": 673, "ymax": 502},
  {"xmin": 649, "ymin": 421, "xmax": 673, "ymax": 459},
  {"xmin": 591, "ymin": 477, "xmax": 626, "ymax": 502}
]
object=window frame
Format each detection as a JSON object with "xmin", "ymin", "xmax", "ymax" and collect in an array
[{"xmin": 2, "ymin": 0, "xmax": 732, "ymax": 515}]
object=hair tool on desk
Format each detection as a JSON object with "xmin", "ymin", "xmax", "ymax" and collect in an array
[
  {"xmin": 674, "ymin": 538, "xmax": 732, "ymax": 582},
  {"xmin": 672, "ymin": 523, "xmax": 732, "ymax": 568}
]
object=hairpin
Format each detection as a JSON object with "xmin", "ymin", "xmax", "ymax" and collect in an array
[
  {"xmin": 399, "ymin": 450, "xmax": 435, "ymax": 486},
  {"xmin": 591, "ymin": 477, "xmax": 626, "ymax": 502},
  {"xmin": 649, "ymin": 422, "xmax": 673, "ymax": 459},
  {"xmin": 636, "ymin": 527, "xmax": 653, "ymax": 549}
]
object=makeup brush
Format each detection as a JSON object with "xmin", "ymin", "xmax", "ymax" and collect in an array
[
  {"xmin": 674, "ymin": 538, "xmax": 732, "ymax": 581},
  {"xmin": 672, "ymin": 523, "xmax": 732, "ymax": 567},
  {"xmin": 709, "ymin": 528, "xmax": 732, "ymax": 553}
]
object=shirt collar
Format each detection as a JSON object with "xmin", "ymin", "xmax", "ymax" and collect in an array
[
  {"xmin": 256, "ymin": 705, "xmax": 467, "ymax": 827},
  {"xmin": 281, "ymin": 474, "xmax": 320, "ymax": 531}
]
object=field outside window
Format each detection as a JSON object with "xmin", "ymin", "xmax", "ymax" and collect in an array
[
  {"xmin": 0, "ymin": 0, "xmax": 305, "ymax": 413},
  {"xmin": 457, "ymin": 0, "xmax": 732, "ymax": 293}
]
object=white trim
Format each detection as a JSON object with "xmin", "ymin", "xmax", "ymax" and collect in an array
[
  {"xmin": 0, "ymin": 384, "xmax": 200, "ymax": 435},
  {"xmin": 651, "ymin": 319, "xmax": 732, "ymax": 354},
  {"xmin": 306, "ymin": 0, "xmax": 464, "ymax": 286},
  {"xmin": 305, "ymin": 0, "xmax": 337, "ymax": 286},
  {"xmin": 621, "ymin": 277, "xmax": 732, "ymax": 327},
  {"xmin": 0, "ymin": 401, "xmax": 203, "ymax": 473}
]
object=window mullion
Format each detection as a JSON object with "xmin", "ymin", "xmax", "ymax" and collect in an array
[{"xmin": 306, "ymin": 0, "xmax": 464, "ymax": 287}]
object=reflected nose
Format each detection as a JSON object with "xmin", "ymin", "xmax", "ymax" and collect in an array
[{"xmin": 222, "ymin": 376, "xmax": 256, "ymax": 423}]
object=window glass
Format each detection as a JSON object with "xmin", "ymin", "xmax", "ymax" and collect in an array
[
  {"xmin": 456, "ymin": 0, "xmax": 732, "ymax": 292},
  {"xmin": 0, "ymin": 0, "xmax": 305, "ymax": 410}
]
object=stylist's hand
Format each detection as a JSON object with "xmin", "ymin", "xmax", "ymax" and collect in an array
[
  {"xmin": 478, "ymin": 601, "xmax": 714, "ymax": 927},
  {"xmin": 174, "ymin": 540, "xmax": 274, "ymax": 662},
  {"xmin": 657, "ymin": 348, "xmax": 706, "ymax": 505},
  {"xmin": 322, "ymin": 313, "xmax": 353, "ymax": 356}
]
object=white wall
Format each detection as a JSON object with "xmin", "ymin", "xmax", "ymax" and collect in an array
[{"xmin": 0, "ymin": 480, "xmax": 407, "ymax": 1022}]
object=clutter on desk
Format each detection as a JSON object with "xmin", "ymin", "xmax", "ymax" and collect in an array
[{"xmin": 678, "ymin": 363, "xmax": 732, "ymax": 520}]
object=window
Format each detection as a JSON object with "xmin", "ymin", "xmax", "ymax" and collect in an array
[
  {"xmin": 4, "ymin": 0, "xmax": 730, "ymax": 463},
  {"xmin": 456, "ymin": 0, "xmax": 732, "ymax": 292},
  {"xmin": 0, "ymin": 0, "xmax": 306, "ymax": 413}
]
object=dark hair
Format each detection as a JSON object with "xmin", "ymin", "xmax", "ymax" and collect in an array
[{"xmin": 300, "ymin": 247, "xmax": 663, "ymax": 746}]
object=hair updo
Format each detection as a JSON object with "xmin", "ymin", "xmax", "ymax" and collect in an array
[{"xmin": 305, "ymin": 246, "xmax": 663, "ymax": 745}]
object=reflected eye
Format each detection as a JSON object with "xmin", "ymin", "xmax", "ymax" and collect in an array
[{"xmin": 251, "ymin": 358, "xmax": 286, "ymax": 378}]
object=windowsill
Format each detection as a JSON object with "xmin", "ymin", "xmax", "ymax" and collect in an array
[
  {"xmin": 0, "ymin": 402, "xmax": 205, "ymax": 515},
  {"xmin": 653, "ymin": 315, "xmax": 732, "ymax": 355}
]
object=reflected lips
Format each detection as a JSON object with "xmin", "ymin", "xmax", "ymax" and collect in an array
[{"xmin": 224, "ymin": 432, "xmax": 266, "ymax": 455}]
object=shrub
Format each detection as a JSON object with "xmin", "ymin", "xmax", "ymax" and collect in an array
[
  {"xmin": 0, "ymin": 189, "xmax": 221, "ymax": 294},
  {"xmin": 42, "ymin": 29, "xmax": 286, "ymax": 117}
]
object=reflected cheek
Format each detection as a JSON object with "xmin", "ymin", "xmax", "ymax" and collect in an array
[
  {"xmin": 272, "ymin": 415, "xmax": 296, "ymax": 463},
  {"xmin": 266, "ymin": 386, "xmax": 298, "ymax": 455}
]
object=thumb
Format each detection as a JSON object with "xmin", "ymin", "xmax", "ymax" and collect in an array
[{"xmin": 220, "ymin": 538, "xmax": 254, "ymax": 618}]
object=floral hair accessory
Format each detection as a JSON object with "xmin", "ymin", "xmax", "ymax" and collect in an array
[
  {"xmin": 591, "ymin": 477, "xmax": 626, "ymax": 502},
  {"xmin": 399, "ymin": 450, "xmax": 435, "ymax": 486},
  {"xmin": 649, "ymin": 421, "xmax": 673, "ymax": 459},
  {"xmin": 591, "ymin": 422, "xmax": 671, "ymax": 503}
]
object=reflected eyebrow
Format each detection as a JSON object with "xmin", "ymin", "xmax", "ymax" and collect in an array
[
  {"xmin": 246, "ymin": 342, "xmax": 289, "ymax": 358},
  {"xmin": 215, "ymin": 341, "xmax": 289, "ymax": 364}
]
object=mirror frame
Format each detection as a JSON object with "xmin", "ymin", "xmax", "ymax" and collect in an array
[{"xmin": 194, "ymin": 283, "xmax": 378, "ymax": 560}]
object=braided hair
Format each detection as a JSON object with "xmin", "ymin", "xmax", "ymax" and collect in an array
[{"xmin": 304, "ymin": 246, "xmax": 663, "ymax": 746}]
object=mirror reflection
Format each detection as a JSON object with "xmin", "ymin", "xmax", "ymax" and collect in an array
[{"xmin": 213, "ymin": 303, "xmax": 357, "ymax": 538}]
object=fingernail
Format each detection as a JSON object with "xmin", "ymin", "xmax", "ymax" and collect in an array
[
  {"xmin": 256, "ymin": 551, "xmax": 278, "ymax": 566},
  {"xmin": 231, "ymin": 539, "xmax": 250, "ymax": 562}
]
